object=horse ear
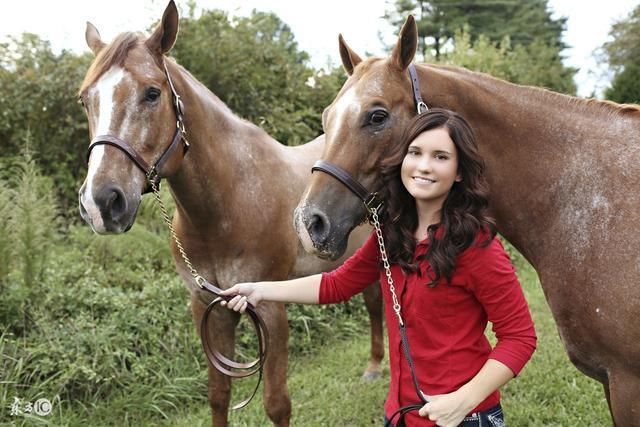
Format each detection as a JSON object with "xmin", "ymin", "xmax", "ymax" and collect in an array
[
  {"xmin": 338, "ymin": 34, "xmax": 362, "ymax": 76},
  {"xmin": 85, "ymin": 22, "xmax": 105, "ymax": 55},
  {"xmin": 146, "ymin": 0, "xmax": 179, "ymax": 55},
  {"xmin": 390, "ymin": 15, "xmax": 417, "ymax": 71}
]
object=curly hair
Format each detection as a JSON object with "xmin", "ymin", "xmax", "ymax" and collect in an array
[{"xmin": 379, "ymin": 108, "xmax": 496, "ymax": 286}]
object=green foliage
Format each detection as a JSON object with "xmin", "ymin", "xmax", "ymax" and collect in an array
[
  {"xmin": 384, "ymin": 0, "xmax": 567, "ymax": 60},
  {"xmin": 171, "ymin": 9, "xmax": 345, "ymax": 146},
  {"xmin": 601, "ymin": 5, "xmax": 640, "ymax": 103},
  {"xmin": 0, "ymin": 170, "xmax": 368, "ymax": 424},
  {"xmin": 605, "ymin": 62, "xmax": 640, "ymax": 104},
  {"xmin": 445, "ymin": 27, "xmax": 577, "ymax": 94},
  {"xmin": 602, "ymin": 5, "xmax": 640, "ymax": 71},
  {"xmin": 0, "ymin": 150, "xmax": 60, "ymax": 336},
  {"xmin": 383, "ymin": 0, "xmax": 576, "ymax": 94},
  {"xmin": 0, "ymin": 34, "xmax": 91, "ymax": 214}
]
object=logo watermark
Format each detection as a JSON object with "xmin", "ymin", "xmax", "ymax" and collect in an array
[{"xmin": 10, "ymin": 397, "xmax": 52, "ymax": 417}]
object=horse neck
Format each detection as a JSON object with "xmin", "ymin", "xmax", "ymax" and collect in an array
[
  {"xmin": 421, "ymin": 64, "xmax": 639, "ymax": 266},
  {"xmin": 163, "ymin": 61, "xmax": 284, "ymax": 230}
]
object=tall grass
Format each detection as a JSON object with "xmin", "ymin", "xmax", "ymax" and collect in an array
[{"xmin": 0, "ymin": 157, "xmax": 367, "ymax": 425}]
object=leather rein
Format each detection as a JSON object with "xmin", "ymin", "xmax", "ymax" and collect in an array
[
  {"xmin": 311, "ymin": 64, "xmax": 430, "ymax": 426},
  {"xmin": 85, "ymin": 59, "xmax": 268, "ymax": 410}
]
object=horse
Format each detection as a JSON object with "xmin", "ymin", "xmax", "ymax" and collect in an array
[
  {"xmin": 294, "ymin": 15, "xmax": 640, "ymax": 425},
  {"xmin": 76, "ymin": 2, "xmax": 384, "ymax": 425}
]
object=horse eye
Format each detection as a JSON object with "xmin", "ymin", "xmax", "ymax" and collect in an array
[
  {"xmin": 369, "ymin": 110, "xmax": 388, "ymax": 126},
  {"xmin": 145, "ymin": 87, "xmax": 161, "ymax": 102}
]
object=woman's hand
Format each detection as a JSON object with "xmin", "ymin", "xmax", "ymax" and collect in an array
[
  {"xmin": 219, "ymin": 283, "xmax": 263, "ymax": 313},
  {"xmin": 418, "ymin": 391, "xmax": 474, "ymax": 427}
]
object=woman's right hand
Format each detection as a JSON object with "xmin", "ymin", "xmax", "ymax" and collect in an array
[{"xmin": 219, "ymin": 283, "xmax": 263, "ymax": 313}]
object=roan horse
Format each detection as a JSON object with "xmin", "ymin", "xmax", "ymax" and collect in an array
[
  {"xmin": 294, "ymin": 15, "xmax": 640, "ymax": 424},
  {"xmin": 77, "ymin": 2, "xmax": 383, "ymax": 425}
]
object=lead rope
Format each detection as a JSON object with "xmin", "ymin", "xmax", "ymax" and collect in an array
[
  {"xmin": 369, "ymin": 207, "xmax": 428, "ymax": 426},
  {"xmin": 148, "ymin": 176, "xmax": 268, "ymax": 410}
]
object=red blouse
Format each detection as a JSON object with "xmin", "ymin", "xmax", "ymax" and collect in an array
[{"xmin": 319, "ymin": 231, "xmax": 536, "ymax": 426}]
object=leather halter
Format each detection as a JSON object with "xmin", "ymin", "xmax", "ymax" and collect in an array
[
  {"xmin": 86, "ymin": 60, "xmax": 189, "ymax": 194},
  {"xmin": 311, "ymin": 64, "xmax": 428, "ymax": 215}
]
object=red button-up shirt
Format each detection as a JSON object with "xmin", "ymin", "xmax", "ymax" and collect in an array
[{"xmin": 319, "ymin": 231, "xmax": 536, "ymax": 426}]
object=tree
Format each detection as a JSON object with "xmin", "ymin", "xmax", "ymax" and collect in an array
[
  {"xmin": 605, "ymin": 63, "xmax": 640, "ymax": 104},
  {"xmin": 383, "ymin": 0, "xmax": 575, "ymax": 94},
  {"xmin": 0, "ymin": 34, "xmax": 91, "ymax": 214},
  {"xmin": 601, "ymin": 5, "xmax": 640, "ymax": 103},
  {"xmin": 171, "ymin": 9, "xmax": 344, "ymax": 146},
  {"xmin": 444, "ymin": 27, "xmax": 576, "ymax": 94},
  {"xmin": 384, "ymin": 0, "xmax": 567, "ymax": 60}
]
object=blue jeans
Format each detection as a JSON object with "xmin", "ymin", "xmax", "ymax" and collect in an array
[
  {"xmin": 460, "ymin": 404, "xmax": 504, "ymax": 427},
  {"xmin": 384, "ymin": 404, "xmax": 504, "ymax": 427}
]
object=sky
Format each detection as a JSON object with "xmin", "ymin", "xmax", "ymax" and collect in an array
[{"xmin": 0, "ymin": 0, "xmax": 637, "ymax": 97}]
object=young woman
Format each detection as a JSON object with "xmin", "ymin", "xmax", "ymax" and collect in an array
[{"xmin": 221, "ymin": 109, "xmax": 536, "ymax": 427}]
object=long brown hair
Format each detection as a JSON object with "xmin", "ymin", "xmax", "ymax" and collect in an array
[{"xmin": 379, "ymin": 108, "xmax": 496, "ymax": 285}]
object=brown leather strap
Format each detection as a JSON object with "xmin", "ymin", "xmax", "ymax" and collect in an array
[
  {"xmin": 88, "ymin": 135, "xmax": 152, "ymax": 174},
  {"xmin": 199, "ymin": 278, "xmax": 269, "ymax": 410},
  {"xmin": 408, "ymin": 64, "xmax": 428, "ymax": 114},
  {"xmin": 311, "ymin": 160, "xmax": 381, "ymax": 212}
]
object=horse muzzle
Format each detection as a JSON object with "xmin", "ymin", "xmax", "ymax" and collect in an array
[
  {"xmin": 79, "ymin": 182, "xmax": 139, "ymax": 234},
  {"xmin": 294, "ymin": 204, "xmax": 350, "ymax": 261}
]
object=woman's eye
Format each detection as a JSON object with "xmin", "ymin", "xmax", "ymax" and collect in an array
[
  {"xmin": 436, "ymin": 154, "xmax": 450, "ymax": 160},
  {"xmin": 369, "ymin": 110, "xmax": 388, "ymax": 125},
  {"xmin": 145, "ymin": 88, "xmax": 161, "ymax": 102}
]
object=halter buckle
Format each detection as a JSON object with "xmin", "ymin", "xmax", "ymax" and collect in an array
[
  {"xmin": 364, "ymin": 193, "xmax": 382, "ymax": 215},
  {"xmin": 146, "ymin": 167, "xmax": 161, "ymax": 190},
  {"xmin": 195, "ymin": 275, "xmax": 205, "ymax": 289},
  {"xmin": 417, "ymin": 101, "xmax": 428, "ymax": 114}
]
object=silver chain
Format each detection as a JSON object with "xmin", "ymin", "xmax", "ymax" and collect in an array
[
  {"xmin": 148, "ymin": 174, "xmax": 205, "ymax": 289},
  {"xmin": 369, "ymin": 207, "xmax": 404, "ymax": 326}
]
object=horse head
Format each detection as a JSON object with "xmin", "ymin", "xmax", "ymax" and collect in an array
[
  {"xmin": 294, "ymin": 16, "xmax": 420, "ymax": 260},
  {"xmin": 78, "ymin": 1, "xmax": 186, "ymax": 234}
]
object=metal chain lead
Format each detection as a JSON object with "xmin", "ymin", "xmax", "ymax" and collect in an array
[
  {"xmin": 148, "ymin": 173, "xmax": 205, "ymax": 289},
  {"xmin": 369, "ymin": 207, "xmax": 404, "ymax": 326}
]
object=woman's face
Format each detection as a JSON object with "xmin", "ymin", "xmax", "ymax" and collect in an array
[{"xmin": 400, "ymin": 127, "xmax": 462, "ymax": 210}]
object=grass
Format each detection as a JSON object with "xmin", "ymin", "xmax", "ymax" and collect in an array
[
  {"xmin": 0, "ymin": 162, "xmax": 611, "ymax": 426},
  {"xmin": 162, "ymin": 251, "xmax": 611, "ymax": 426}
]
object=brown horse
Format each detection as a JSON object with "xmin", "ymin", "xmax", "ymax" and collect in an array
[
  {"xmin": 77, "ymin": 2, "xmax": 384, "ymax": 425},
  {"xmin": 294, "ymin": 15, "xmax": 640, "ymax": 425}
]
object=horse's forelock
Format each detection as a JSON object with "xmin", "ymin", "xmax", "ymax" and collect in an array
[{"xmin": 79, "ymin": 32, "xmax": 145, "ymax": 96}]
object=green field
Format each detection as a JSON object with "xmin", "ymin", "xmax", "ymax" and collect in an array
[{"xmin": 0, "ymin": 164, "xmax": 610, "ymax": 426}]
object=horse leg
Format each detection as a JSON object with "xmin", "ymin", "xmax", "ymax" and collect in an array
[
  {"xmin": 362, "ymin": 282, "xmax": 384, "ymax": 381},
  {"xmin": 190, "ymin": 292, "xmax": 238, "ymax": 427},
  {"xmin": 607, "ymin": 368, "xmax": 640, "ymax": 426},
  {"xmin": 259, "ymin": 301, "xmax": 291, "ymax": 426}
]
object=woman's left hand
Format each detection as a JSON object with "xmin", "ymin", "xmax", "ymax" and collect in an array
[{"xmin": 418, "ymin": 391, "xmax": 474, "ymax": 427}]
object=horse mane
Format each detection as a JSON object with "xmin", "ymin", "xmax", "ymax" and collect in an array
[
  {"xmin": 78, "ymin": 32, "xmax": 145, "ymax": 95},
  {"xmin": 428, "ymin": 63, "xmax": 640, "ymax": 119}
]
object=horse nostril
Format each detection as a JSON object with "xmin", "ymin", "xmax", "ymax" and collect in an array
[
  {"xmin": 95, "ymin": 186, "xmax": 128, "ymax": 222},
  {"xmin": 307, "ymin": 210, "xmax": 330, "ymax": 245},
  {"xmin": 109, "ymin": 187, "xmax": 127, "ymax": 221}
]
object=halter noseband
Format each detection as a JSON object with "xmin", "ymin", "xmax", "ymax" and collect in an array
[
  {"xmin": 311, "ymin": 64, "xmax": 428, "ymax": 215},
  {"xmin": 86, "ymin": 60, "xmax": 190, "ymax": 194}
]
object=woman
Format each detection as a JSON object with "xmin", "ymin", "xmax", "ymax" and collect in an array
[{"xmin": 221, "ymin": 109, "xmax": 536, "ymax": 426}]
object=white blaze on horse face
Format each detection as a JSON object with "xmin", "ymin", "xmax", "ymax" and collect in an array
[
  {"xmin": 82, "ymin": 67, "xmax": 125, "ymax": 233},
  {"xmin": 329, "ymin": 87, "xmax": 361, "ymax": 138}
]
